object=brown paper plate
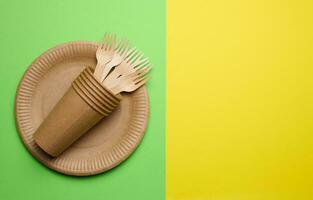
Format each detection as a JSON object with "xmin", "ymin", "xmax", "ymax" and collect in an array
[{"xmin": 15, "ymin": 41, "xmax": 149, "ymax": 176}]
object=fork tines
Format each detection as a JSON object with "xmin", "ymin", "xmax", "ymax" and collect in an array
[{"xmin": 94, "ymin": 33, "xmax": 151, "ymax": 95}]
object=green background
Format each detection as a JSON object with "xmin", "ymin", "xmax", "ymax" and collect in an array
[{"xmin": 0, "ymin": 0, "xmax": 165, "ymax": 200}]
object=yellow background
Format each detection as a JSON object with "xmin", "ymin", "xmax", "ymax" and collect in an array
[{"xmin": 167, "ymin": 0, "xmax": 313, "ymax": 199}]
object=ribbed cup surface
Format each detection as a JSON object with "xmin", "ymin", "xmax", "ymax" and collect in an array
[
  {"xmin": 72, "ymin": 67, "xmax": 121, "ymax": 116},
  {"xmin": 34, "ymin": 67, "xmax": 122, "ymax": 157}
]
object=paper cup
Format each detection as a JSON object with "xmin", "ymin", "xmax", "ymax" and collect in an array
[{"xmin": 34, "ymin": 67, "xmax": 121, "ymax": 157}]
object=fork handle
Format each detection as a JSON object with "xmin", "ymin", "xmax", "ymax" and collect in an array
[
  {"xmin": 100, "ymin": 63, "xmax": 116, "ymax": 82},
  {"xmin": 104, "ymin": 69, "xmax": 120, "ymax": 84},
  {"xmin": 94, "ymin": 63, "xmax": 104, "ymax": 80}
]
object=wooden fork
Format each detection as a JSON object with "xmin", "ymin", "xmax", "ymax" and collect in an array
[
  {"xmin": 99, "ymin": 39, "xmax": 131, "ymax": 82},
  {"xmin": 94, "ymin": 33, "xmax": 116, "ymax": 80},
  {"xmin": 103, "ymin": 48, "xmax": 150, "ymax": 84},
  {"xmin": 107, "ymin": 66, "xmax": 151, "ymax": 95}
]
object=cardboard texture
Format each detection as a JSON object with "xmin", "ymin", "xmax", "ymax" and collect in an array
[
  {"xmin": 15, "ymin": 41, "xmax": 149, "ymax": 176},
  {"xmin": 34, "ymin": 67, "xmax": 121, "ymax": 157}
]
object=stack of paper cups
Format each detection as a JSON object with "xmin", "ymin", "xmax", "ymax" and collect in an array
[{"xmin": 34, "ymin": 67, "xmax": 122, "ymax": 157}]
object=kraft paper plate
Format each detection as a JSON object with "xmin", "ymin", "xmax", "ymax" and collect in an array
[{"xmin": 15, "ymin": 41, "xmax": 149, "ymax": 176}]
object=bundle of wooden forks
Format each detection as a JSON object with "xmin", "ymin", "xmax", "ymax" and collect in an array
[{"xmin": 94, "ymin": 33, "xmax": 151, "ymax": 95}]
